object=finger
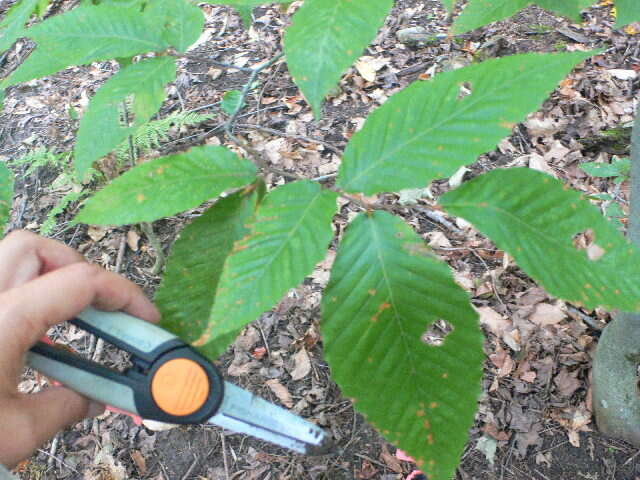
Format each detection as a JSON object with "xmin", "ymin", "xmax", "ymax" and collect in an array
[
  {"xmin": 3, "ymin": 388, "xmax": 103, "ymax": 467},
  {"xmin": 0, "ymin": 262, "xmax": 160, "ymax": 359},
  {"xmin": 0, "ymin": 230, "xmax": 85, "ymax": 291}
]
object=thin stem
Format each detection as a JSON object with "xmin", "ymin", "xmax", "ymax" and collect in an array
[{"xmin": 140, "ymin": 222, "xmax": 166, "ymax": 275}]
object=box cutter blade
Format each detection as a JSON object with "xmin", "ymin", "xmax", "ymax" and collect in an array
[{"xmin": 26, "ymin": 307, "xmax": 332, "ymax": 455}]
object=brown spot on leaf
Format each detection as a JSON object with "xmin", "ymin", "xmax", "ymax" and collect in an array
[
  {"xmin": 368, "ymin": 289, "xmax": 376, "ymax": 296},
  {"xmin": 427, "ymin": 433, "xmax": 434, "ymax": 445},
  {"xmin": 499, "ymin": 120, "xmax": 515, "ymax": 129},
  {"xmin": 442, "ymin": 372, "xmax": 448, "ymax": 379},
  {"xmin": 136, "ymin": 193, "xmax": 145, "ymax": 203},
  {"xmin": 371, "ymin": 302, "xmax": 391, "ymax": 322},
  {"xmin": 424, "ymin": 420, "xmax": 431, "ymax": 429},
  {"xmin": 429, "ymin": 402, "xmax": 438, "ymax": 409}
]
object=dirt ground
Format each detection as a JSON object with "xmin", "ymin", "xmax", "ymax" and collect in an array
[{"xmin": 2, "ymin": 0, "xmax": 640, "ymax": 479}]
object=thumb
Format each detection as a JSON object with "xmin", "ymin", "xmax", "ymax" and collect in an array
[{"xmin": 20, "ymin": 387, "xmax": 104, "ymax": 450}]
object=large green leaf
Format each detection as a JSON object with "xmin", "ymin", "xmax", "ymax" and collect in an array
[
  {"xmin": 284, "ymin": 0, "xmax": 393, "ymax": 119},
  {"xmin": 75, "ymin": 146, "xmax": 257, "ymax": 225},
  {"xmin": 146, "ymin": 0, "xmax": 204, "ymax": 52},
  {"xmin": 0, "ymin": 0, "xmax": 38, "ymax": 52},
  {"xmin": 0, "ymin": 161, "xmax": 14, "ymax": 233},
  {"xmin": 192, "ymin": 181, "xmax": 337, "ymax": 355},
  {"xmin": 337, "ymin": 51, "xmax": 592, "ymax": 195},
  {"xmin": 322, "ymin": 211, "xmax": 483, "ymax": 480},
  {"xmin": 452, "ymin": 0, "xmax": 596, "ymax": 34},
  {"xmin": 157, "ymin": 186, "xmax": 262, "ymax": 353},
  {"xmin": 74, "ymin": 56, "xmax": 176, "ymax": 181},
  {"xmin": 616, "ymin": 0, "xmax": 640, "ymax": 27},
  {"xmin": 441, "ymin": 168, "xmax": 640, "ymax": 311},
  {"xmin": 2, "ymin": 3, "xmax": 168, "ymax": 88}
]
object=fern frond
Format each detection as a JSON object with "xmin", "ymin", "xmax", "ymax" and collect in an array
[
  {"xmin": 10, "ymin": 147, "xmax": 66, "ymax": 176},
  {"xmin": 115, "ymin": 110, "xmax": 213, "ymax": 163},
  {"xmin": 40, "ymin": 190, "xmax": 84, "ymax": 235}
]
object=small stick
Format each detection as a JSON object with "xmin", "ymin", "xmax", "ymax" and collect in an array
[
  {"xmin": 47, "ymin": 434, "xmax": 59, "ymax": 468},
  {"xmin": 140, "ymin": 222, "xmax": 165, "ymax": 275},
  {"xmin": 412, "ymin": 205, "xmax": 463, "ymax": 234},
  {"xmin": 180, "ymin": 454, "xmax": 199, "ymax": 480},
  {"xmin": 221, "ymin": 432, "xmax": 230, "ymax": 480}
]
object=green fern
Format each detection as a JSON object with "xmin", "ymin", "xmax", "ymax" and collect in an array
[
  {"xmin": 10, "ymin": 147, "xmax": 67, "ymax": 176},
  {"xmin": 40, "ymin": 189, "xmax": 84, "ymax": 235},
  {"xmin": 9, "ymin": 148, "xmax": 94, "ymax": 234},
  {"xmin": 115, "ymin": 110, "xmax": 212, "ymax": 162}
]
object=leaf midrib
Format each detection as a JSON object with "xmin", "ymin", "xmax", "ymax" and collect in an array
[
  {"xmin": 368, "ymin": 218, "xmax": 430, "ymax": 400},
  {"xmin": 342, "ymin": 54, "xmax": 566, "ymax": 191}
]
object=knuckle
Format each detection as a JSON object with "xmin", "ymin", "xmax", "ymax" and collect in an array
[{"xmin": 3, "ymin": 229, "xmax": 38, "ymax": 249}]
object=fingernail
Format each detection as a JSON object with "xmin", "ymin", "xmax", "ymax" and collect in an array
[{"xmin": 87, "ymin": 401, "xmax": 106, "ymax": 418}]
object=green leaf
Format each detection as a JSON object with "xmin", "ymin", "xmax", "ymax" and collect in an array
[
  {"xmin": 74, "ymin": 56, "xmax": 177, "ymax": 180},
  {"xmin": 0, "ymin": 162, "xmax": 14, "ymax": 233},
  {"xmin": 616, "ymin": 0, "xmax": 640, "ymax": 27},
  {"xmin": 2, "ymin": 3, "xmax": 168, "ymax": 88},
  {"xmin": 580, "ymin": 160, "xmax": 629, "ymax": 178},
  {"xmin": 75, "ymin": 146, "xmax": 257, "ymax": 225},
  {"xmin": 441, "ymin": 168, "xmax": 640, "ymax": 311},
  {"xmin": 337, "ymin": 51, "xmax": 592, "ymax": 195},
  {"xmin": 234, "ymin": 5, "xmax": 254, "ymax": 26},
  {"xmin": 34, "ymin": 0, "xmax": 50, "ymax": 17},
  {"xmin": 440, "ymin": 0, "xmax": 454, "ymax": 12},
  {"xmin": 157, "ymin": 187, "xmax": 261, "ymax": 351},
  {"xmin": 284, "ymin": 0, "xmax": 393, "ymax": 118},
  {"xmin": 452, "ymin": 0, "xmax": 594, "ymax": 34},
  {"xmin": 146, "ymin": 0, "xmax": 205, "ymax": 52},
  {"xmin": 0, "ymin": 0, "xmax": 39, "ymax": 52},
  {"xmin": 321, "ymin": 211, "xmax": 483, "ymax": 480},
  {"xmin": 193, "ymin": 181, "xmax": 338, "ymax": 355},
  {"xmin": 221, "ymin": 90, "xmax": 245, "ymax": 115}
]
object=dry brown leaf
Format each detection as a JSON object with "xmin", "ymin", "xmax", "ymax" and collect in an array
[
  {"xmin": 127, "ymin": 230, "xmax": 140, "ymax": 252},
  {"xmin": 379, "ymin": 445, "xmax": 403, "ymax": 473},
  {"xmin": 266, "ymin": 379, "xmax": 293, "ymax": 408},
  {"xmin": 290, "ymin": 348, "xmax": 311, "ymax": 381},
  {"xmin": 130, "ymin": 450, "xmax": 146, "ymax": 475},
  {"xmin": 476, "ymin": 306, "xmax": 511, "ymax": 337},
  {"xmin": 530, "ymin": 303, "xmax": 566, "ymax": 326},
  {"xmin": 554, "ymin": 368, "xmax": 581, "ymax": 397},
  {"xmin": 88, "ymin": 225, "xmax": 109, "ymax": 242}
]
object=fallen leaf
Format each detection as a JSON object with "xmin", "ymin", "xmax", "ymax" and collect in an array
[
  {"xmin": 554, "ymin": 368, "xmax": 581, "ymax": 397},
  {"xmin": 130, "ymin": 450, "xmax": 146, "ymax": 475},
  {"xmin": 266, "ymin": 379, "xmax": 293, "ymax": 408},
  {"xmin": 88, "ymin": 225, "xmax": 109, "ymax": 242},
  {"xmin": 127, "ymin": 230, "xmax": 140, "ymax": 252},
  {"xmin": 530, "ymin": 302, "xmax": 566, "ymax": 326},
  {"xmin": 142, "ymin": 420, "xmax": 178, "ymax": 432},
  {"xmin": 476, "ymin": 435, "xmax": 497, "ymax": 465},
  {"xmin": 290, "ymin": 348, "xmax": 311, "ymax": 381},
  {"xmin": 476, "ymin": 306, "xmax": 511, "ymax": 337},
  {"xmin": 380, "ymin": 445, "xmax": 403, "ymax": 473}
]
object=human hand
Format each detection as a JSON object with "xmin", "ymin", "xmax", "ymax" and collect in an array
[{"xmin": 0, "ymin": 231, "xmax": 159, "ymax": 468}]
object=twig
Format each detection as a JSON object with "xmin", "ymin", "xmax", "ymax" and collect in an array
[
  {"xmin": 225, "ymin": 53, "xmax": 284, "ymax": 131},
  {"xmin": 180, "ymin": 454, "xmax": 199, "ymax": 480},
  {"xmin": 140, "ymin": 222, "xmax": 165, "ymax": 275},
  {"xmin": 37, "ymin": 447, "xmax": 79, "ymax": 474},
  {"xmin": 47, "ymin": 434, "xmax": 59, "ymax": 468},
  {"xmin": 221, "ymin": 432, "xmax": 230, "ymax": 480},
  {"xmin": 236, "ymin": 123, "xmax": 343, "ymax": 155},
  {"xmin": 567, "ymin": 306, "xmax": 602, "ymax": 331},
  {"xmin": 412, "ymin": 205, "xmax": 463, "ymax": 234}
]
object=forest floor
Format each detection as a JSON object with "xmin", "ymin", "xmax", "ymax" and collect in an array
[{"xmin": 1, "ymin": 0, "xmax": 640, "ymax": 479}]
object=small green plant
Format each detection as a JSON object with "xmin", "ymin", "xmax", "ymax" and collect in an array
[
  {"xmin": 581, "ymin": 157, "xmax": 630, "ymax": 225},
  {"xmin": 1, "ymin": 0, "xmax": 640, "ymax": 478}
]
